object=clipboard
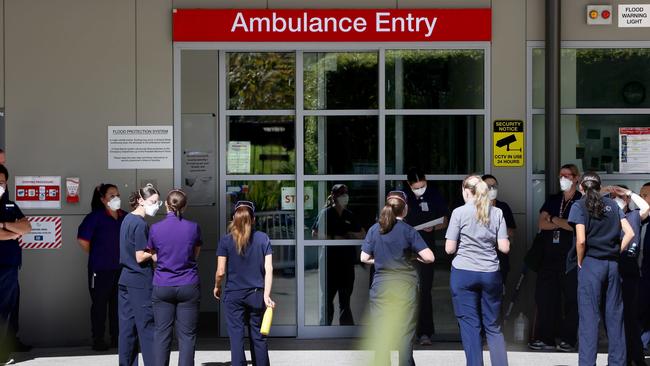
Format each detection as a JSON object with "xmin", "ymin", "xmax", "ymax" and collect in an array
[{"xmin": 413, "ymin": 216, "xmax": 445, "ymax": 231}]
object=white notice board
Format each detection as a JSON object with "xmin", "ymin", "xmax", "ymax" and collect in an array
[
  {"xmin": 620, "ymin": 127, "xmax": 650, "ymax": 173},
  {"xmin": 108, "ymin": 126, "xmax": 173, "ymax": 169}
]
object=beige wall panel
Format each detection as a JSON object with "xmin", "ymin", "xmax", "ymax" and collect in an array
[
  {"xmin": 527, "ymin": 0, "xmax": 544, "ymax": 41},
  {"xmin": 528, "ymin": 0, "xmax": 650, "ymax": 41},
  {"xmin": 173, "ymin": 0, "xmax": 266, "ymax": 8},
  {"xmin": 270, "ymin": 0, "xmax": 396, "ymax": 8},
  {"xmin": 137, "ymin": 0, "xmax": 174, "ymax": 198},
  {"xmin": 5, "ymin": 0, "xmax": 137, "ymax": 345},
  {"xmin": 398, "ymin": 0, "xmax": 490, "ymax": 8}
]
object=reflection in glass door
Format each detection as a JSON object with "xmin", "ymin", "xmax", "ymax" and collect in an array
[{"xmin": 176, "ymin": 43, "xmax": 490, "ymax": 339}]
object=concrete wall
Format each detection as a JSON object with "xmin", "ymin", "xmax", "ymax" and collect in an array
[{"xmin": 3, "ymin": 0, "xmax": 648, "ymax": 346}]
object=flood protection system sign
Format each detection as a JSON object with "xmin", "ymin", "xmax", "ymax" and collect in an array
[
  {"xmin": 19, "ymin": 216, "xmax": 62, "ymax": 249},
  {"xmin": 493, "ymin": 120, "xmax": 524, "ymax": 167},
  {"xmin": 15, "ymin": 176, "xmax": 61, "ymax": 209},
  {"xmin": 108, "ymin": 126, "xmax": 173, "ymax": 169}
]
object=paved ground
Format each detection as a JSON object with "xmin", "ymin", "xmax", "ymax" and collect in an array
[{"xmin": 5, "ymin": 339, "xmax": 628, "ymax": 365}]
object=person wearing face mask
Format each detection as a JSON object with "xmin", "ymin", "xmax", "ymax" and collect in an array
[
  {"xmin": 403, "ymin": 167, "xmax": 448, "ymax": 345},
  {"xmin": 311, "ymin": 184, "xmax": 366, "ymax": 326},
  {"xmin": 118, "ymin": 183, "xmax": 161, "ymax": 366},
  {"xmin": 481, "ymin": 175, "xmax": 516, "ymax": 286},
  {"xmin": 638, "ymin": 182, "xmax": 650, "ymax": 351},
  {"xmin": 601, "ymin": 185, "xmax": 650, "ymax": 366},
  {"xmin": 77, "ymin": 183, "xmax": 127, "ymax": 351},
  {"xmin": 529, "ymin": 164, "xmax": 581, "ymax": 353},
  {"xmin": 0, "ymin": 165, "xmax": 32, "ymax": 366},
  {"xmin": 445, "ymin": 175, "xmax": 510, "ymax": 366}
]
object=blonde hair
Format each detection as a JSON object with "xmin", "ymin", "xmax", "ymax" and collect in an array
[
  {"xmin": 463, "ymin": 175, "xmax": 491, "ymax": 226},
  {"xmin": 228, "ymin": 206, "xmax": 253, "ymax": 255}
]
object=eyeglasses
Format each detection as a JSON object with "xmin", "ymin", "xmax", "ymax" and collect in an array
[
  {"xmin": 387, "ymin": 190, "xmax": 408, "ymax": 202},
  {"xmin": 234, "ymin": 200, "xmax": 256, "ymax": 213}
]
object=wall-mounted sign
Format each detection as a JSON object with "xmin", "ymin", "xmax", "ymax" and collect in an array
[
  {"xmin": 183, "ymin": 151, "xmax": 216, "ymax": 206},
  {"xmin": 620, "ymin": 127, "xmax": 650, "ymax": 173},
  {"xmin": 281, "ymin": 186, "xmax": 314, "ymax": 210},
  {"xmin": 227, "ymin": 141, "xmax": 251, "ymax": 174},
  {"xmin": 19, "ymin": 216, "xmax": 62, "ymax": 249},
  {"xmin": 173, "ymin": 9, "xmax": 491, "ymax": 42},
  {"xmin": 108, "ymin": 126, "xmax": 173, "ymax": 169},
  {"xmin": 493, "ymin": 120, "xmax": 524, "ymax": 167},
  {"xmin": 15, "ymin": 176, "xmax": 61, "ymax": 209},
  {"xmin": 619, "ymin": 4, "xmax": 650, "ymax": 27}
]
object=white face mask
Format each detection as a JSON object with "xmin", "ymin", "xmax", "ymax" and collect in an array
[
  {"xmin": 614, "ymin": 197, "xmax": 627, "ymax": 210},
  {"xmin": 107, "ymin": 197, "xmax": 121, "ymax": 211},
  {"xmin": 0, "ymin": 185, "xmax": 5, "ymax": 198},
  {"xmin": 144, "ymin": 202, "xmax": 160, "ymax": 217},
  {"xmin": 559, "ymin": 177, "xmax": 573, "ymax": 192},
  {"xmin": 336, "ymin": 194, "xmax": 349, "ymax": 207},
  {"xmin": 412, "ymin": 186, "xmax": 426, "ymax": 197},
  {"xmin": 488, "ymin": 188, "xmax": 498, "ymax": 201}
]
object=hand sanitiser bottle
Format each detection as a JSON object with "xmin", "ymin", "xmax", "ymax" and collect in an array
[{"xmin": 260, "ymin": 307, "xmax": 274, "ymax": 336}]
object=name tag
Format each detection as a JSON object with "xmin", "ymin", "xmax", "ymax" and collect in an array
[
  {"xmin": 553, "ymin": 230, "xmax": 560, "ymax": 244},
  {"xmin": 5, "ymin": 204, "xmax": 14, "ymax": 208},
  {"xmin": 420, "ymin": 202, "xmax": 429, "ymax": 212}
]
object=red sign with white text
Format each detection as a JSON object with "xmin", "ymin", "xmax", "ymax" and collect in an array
[{"xmin": 172, "ymin": 9, "xmax": 491, "ymax": 42}]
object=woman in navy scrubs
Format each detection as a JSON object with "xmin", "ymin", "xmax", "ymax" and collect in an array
[
  {"xmin": 403, "ymin": 168, "xmax": 448, "ymax": 345},
  {"xmin": 606, "ymin": 184, "xmax": 650, "ymax": 366},
  {"xmin": 214, "ymin": 201, "xmax": 275, "ymax": 366},
  {"xmin": 445, "ymin": 175, "xmax": 510, "ymax": 366},
  {"xmin": 77, "ymin": 183, "xmax": 126, "ymax": 351},
  {"xmin": 361, "ymin": 191, "xmax": 434, "ymax": 366},
  {"xmin": 568, "ymin": 173, "xmax": 635, "ymax": 366},
  {"xmin": 148, "ymin": 189, "xmax": 202, "ymax": 366},
  {"xmin": 118, "ymin": 183, "xmax": 161, "ymax": 366}
]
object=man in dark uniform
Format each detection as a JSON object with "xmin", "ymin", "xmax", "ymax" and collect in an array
[
  {"xmin": 312, "ymin": 184, "xmax": 366, "ymax": 326},
  {"xmin": 0, "ymin": 165, "xmax": 32, "ymax": 365},
  {"xmin": 404, "ymin": 168, "xmax": 448, "ymax": 345}
]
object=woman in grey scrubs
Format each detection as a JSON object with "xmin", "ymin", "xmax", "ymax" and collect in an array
[{"xmin": 445, "ymin": 175, "xmax": 510, "ymax": 366}]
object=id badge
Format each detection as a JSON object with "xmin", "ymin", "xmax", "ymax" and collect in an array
[
  {"xmin": 420, "ymin": 202, "xmax": 429, "ymax": 212},
  {"xmin": 553, "ymin": 230, "xmax": 561, "ymax": 244}
]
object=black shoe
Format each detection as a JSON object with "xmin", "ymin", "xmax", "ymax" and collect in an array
[
  {"xmin": 92, "ymin": 340, "xmax": 109, "ymax": 352},
  {"xmin": 12, "ymin": 338, "xmax": 32, "ymax": 353}
]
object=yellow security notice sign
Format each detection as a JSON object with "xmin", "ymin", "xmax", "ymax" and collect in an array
[{"xmin": 493, "ymin": 120, "xmax": 524, "ymax": 167}]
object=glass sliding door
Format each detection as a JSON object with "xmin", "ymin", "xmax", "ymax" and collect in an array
[{"xmin": 176, "ymin": 43, "xmax": 489, "ymax": 339}]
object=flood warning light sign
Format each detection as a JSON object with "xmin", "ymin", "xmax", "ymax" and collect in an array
[{"xmin": 493, "ymin": 120, "xmax": 524, "ymax": 167}]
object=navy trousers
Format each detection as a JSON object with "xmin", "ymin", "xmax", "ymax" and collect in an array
[
  {"xmin": 450, "ymin": 267, "xmax": 508, "ymax": 366},
  {"xmin": 119, "ymin": 284, "xmax": 155, "ymax": 366},
  {"xmin": 223, "ymin": 288, "xmax": 269, "ymax": 366},
  {"xmin": 89, "ymin": 269, "xmax": 120, "ymax": 343},
  {"xmin": 0, "ymin": 266, "xmax": 18, "ymax": 360},
  {"xmin": 619, "ymin": 256, "xmax": 645, "ymax": 365},
  {"xmin": 416, "ymin": 261, "xmax": 435, "ymax": 337},
  {"xmin": 152, "ymin": 283, "xmax": 200, "ymax": 366},
  {"xmin": 369, "ymin": 273, "xmax": 418, "ymax": 366},
  {"xmin": 578, "ymin": 256, "xmax": 626, "ymax": 366}
]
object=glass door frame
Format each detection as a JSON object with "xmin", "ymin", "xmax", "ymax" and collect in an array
[{"xmin": 173, "ymin": 42, "xmax": 491, "ymax": 338}]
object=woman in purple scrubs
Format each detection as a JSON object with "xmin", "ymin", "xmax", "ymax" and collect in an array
[{"xmin": 148, "ymin": 189, "xmax": 202, "ymax": 366}]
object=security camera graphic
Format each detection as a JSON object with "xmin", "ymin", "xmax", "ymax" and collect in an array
[{"xmin": 496, "ymin": 134, "xmax": 522, "ymax": 152}]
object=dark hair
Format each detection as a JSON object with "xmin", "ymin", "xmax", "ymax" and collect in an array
[
  {"xmin": 643, "ymin": 182, "xmax": 650, "ymax": 188},
  {"xmin": 166, "ymin": 189, "xmax": 187, "ymax": 219},
  {"xmin": 378, "ymin": 192, "xmax": 407, "ymax": 234},
  {"xmin": 481, "ymin": 174, "xmax": 498, "ymax": 184},
  {"xmin": 406, "ymin": 167, "xmax": 426, "ymax": 184},
  {"xmin": 0, "ymin": 164, "xmax": 8, "ymax": 180},
  {"xmin": 326, "ymin": 184, "xmax": 348, "ymax": 208},
  {"xmin": 581, "ymin": 172, "xmax": 604, "ymax": 219},
  {"xmin": 91, "ymin": 183, "xmax": 118, "ymax": 211},
  {"xmin": 128, "ymin": 183, "xmax": 159, "ymax": 209}
]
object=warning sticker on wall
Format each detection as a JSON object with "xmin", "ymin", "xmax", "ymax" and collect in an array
[
  {"xmin": 493, "ymin": 120, "xmax": 524, "ymax": 167},
  {"xmin": 19, "ymin": 216, "xmax": 62, "ymax": 249}
]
